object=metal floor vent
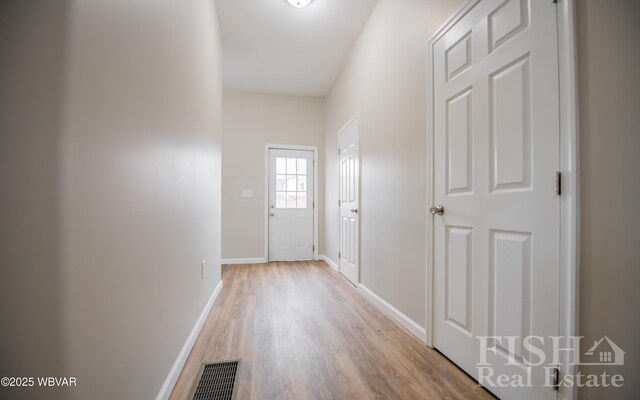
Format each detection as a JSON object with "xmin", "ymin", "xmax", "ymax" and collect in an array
[{"xmin": 189, "ymin": 360, "xmax": 240, "ymax": 400}]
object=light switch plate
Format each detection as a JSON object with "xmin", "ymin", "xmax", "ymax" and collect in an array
[{"xmin": 242, "ymin": 190, "xmax": 253, "ymax": 198}]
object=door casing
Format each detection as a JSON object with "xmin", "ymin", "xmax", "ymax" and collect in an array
[
  {"xmin": 264, "ymin": 144, "xmax": 319, "ymax": 262},
  {"xmin": 425, "ymin": 1, "xmax": 579, "ymax": 400}
]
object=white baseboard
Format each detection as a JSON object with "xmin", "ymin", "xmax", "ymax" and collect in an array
[
  {"xmin": 357, "ymin": 284, "xmax": 427, "ymax": 343},
  {"xmin": 156, "ymin": 280, "xmax": 223, "ymax": 400},
  {"xmin": 221, "ymin": 257, "xmax": 266, "ymax": 265},
  {"xmin": 319, "ymin": 255, "xmax": 338, "ymax": 271}
]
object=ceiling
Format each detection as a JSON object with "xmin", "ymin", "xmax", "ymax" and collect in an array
[{"xmin": 215, "ymin": 0, "xmax": 379, "ymax": 97}]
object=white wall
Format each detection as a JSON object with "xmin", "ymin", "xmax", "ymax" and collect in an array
[
  {"xmin": 1, "ymin": 1, "xmax": 224, "ymax": 399},
  {"xmin": 577, "ymin": 0, "xmax": 640, "ymax": 398},
  {"xmin": 60, "ymin": 1, "xmax": 224, "ymax": 398},
  {"xmin": 323, "ymin": 0, "xmax": 463, "ymax": 328},
  {"xmin": 222, "ymin": 92, "xmax": 324, "ymax": 261},
  {"xmin": 0, "ymin": 2, "xmax": 68, "ymax": 399}
]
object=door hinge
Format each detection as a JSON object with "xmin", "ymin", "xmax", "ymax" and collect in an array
[
  {"xmin": 313, "ymin": 202, "xmax": 315, "ymax": 209},
  {"xmin": 552, "ymin": 0, "xmax": 557, "ymax": 4},
  {"xmin": 312, "ymin": 245, "xmax": 315, "ymax": 251},
  {"xmin": 338, "ymin": 148, "xmax": 340, "ymax": 155},
  {"xmin": 338, "ymin": 251, "xmax": 341, "ymax": 258},
  {"xmin": 556, "ymin": 171, "xmax": 562, "ymax": 195},
  {"xmin": 338, "ymin": 199, "xmax": 341, "ymax": 206},
  {"xmin": 552, "ymin": 367, "xmax": 560, "ymax": 390}
]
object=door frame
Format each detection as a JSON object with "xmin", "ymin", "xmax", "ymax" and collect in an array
[
  {"xmin": 264, "ymin": 144, "xmax": 319, "ymax": 262},
  {"xmin": 337, "ymin": 111, "xmax": 361, "ymax": 284},
  {"xmin": 425, "ymin": 1, "xmax": 579, "ymax": 399}
]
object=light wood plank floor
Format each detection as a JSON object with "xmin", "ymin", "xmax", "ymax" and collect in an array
[{"xmin": 170, "ymin": 261, "xmax": 493, "ymax": 399}]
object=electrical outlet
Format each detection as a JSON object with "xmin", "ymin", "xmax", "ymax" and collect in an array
[{"xmin": 201, "ymin": 260, "xmax": 206, "ymax": 279}]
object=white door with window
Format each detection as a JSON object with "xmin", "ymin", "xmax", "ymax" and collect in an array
[
  {"xmin": 431, "ymin": 0, "xmax": 560, "ymax": 399},
  {"xmin": 268, "ymin": 149, "xmax": 314, "ymax": 261},
  {"xmin": 338, "ymin": 115, "xmax": 359, "ymax": 285}
]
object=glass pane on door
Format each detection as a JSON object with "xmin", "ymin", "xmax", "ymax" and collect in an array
[{"xmin": 274, "ymin": 157, "xmax": 309, "ymax": 209}]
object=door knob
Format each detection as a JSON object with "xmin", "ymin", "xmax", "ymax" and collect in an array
[
  {"xmin": 429, "ymin": 205, "xmax": 444, "ymax": 216},
  {"xmin": 351, "ymin": 208, "xmax": 358, "ymax": 214}
]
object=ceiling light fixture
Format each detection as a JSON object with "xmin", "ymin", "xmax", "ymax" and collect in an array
[{"xmin": 286, "ymin": 0, "xmax": 313, "ymax": 8}]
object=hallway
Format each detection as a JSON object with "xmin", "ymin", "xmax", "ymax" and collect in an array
[
  {"xmin": 170, "ymin": 262, "xmax": 493, "ymax": 399},
  {"xmin": 2, "ymin": 1, "xmax": 639, "ymax": 399}
]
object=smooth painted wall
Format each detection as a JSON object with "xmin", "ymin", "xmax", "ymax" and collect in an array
[
  {"xmin": 60, "ymin": 1, "xmax": 223, "ymax": 398},
  {"xmin": 222, "ymin": 92, "xmax": 324, "ymax": 261},
  {"xmin": 0, "ymin": 2, "xmax": 69, "ymax": 399},
  {"xmin": 323, "ymin": 0, "xmax": 463, "ymax": 327},
  {"xmin": 577, "ymin": 0, "xmax": 640, "ymax": 398},
  {"xmin": 1, "ymin": 1, "xmax": 224, "ymax": 399}
]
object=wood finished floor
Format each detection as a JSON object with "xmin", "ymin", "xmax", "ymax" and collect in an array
[{"xmin": 170, "ymin": 261, "xmax": 493, "ymax": 400}]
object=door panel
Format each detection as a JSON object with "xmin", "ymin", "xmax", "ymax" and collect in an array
[
  {"xmin": 447, "ymin": 88, "xmax": 473, "ymax": 194},
  {"xmin": 445, "ymin": 226, "xmax": 473, "ymax": 333},
  {"xmin": 489, "ymin": 0, "xmax": 529, "ymax": 51},
  {"xmin": 295, "ymin": 218, "xmax": 310, "ymax": 248},
  {"xmin": 490, "ymin": 55, "xmax": 532, "ymax": 191},
  {"xmin": 489, "ymin": 229, "xmax": 532, "ymax": 355},
  {"xmin": 338, "ymin": 115, "xmax": 359, "ymax": 285},
  {"xmin": 446, "ymin": 32, "xmax": 472, "ymax": 81},
  {"xmin": 268, "ymin": 149, "xmax": 314, "ymax": 261},
  {"xmin": 432, "ymin": 0, "xmax": 560, "ymax": 399}
]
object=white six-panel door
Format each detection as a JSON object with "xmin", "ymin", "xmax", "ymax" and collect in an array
[
  {"xmin": 432, "ymin": 0, "xmax": 560, "ymax": 399},
  {"xmin": 268, "ymin": 149, "xmax": 314, "ymax": 261},
  {"xmin": 338, "ymin": 115, "xmax": 359, "ymax": 285}
]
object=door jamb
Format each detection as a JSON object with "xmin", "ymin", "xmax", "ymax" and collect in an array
[
  {"xmin": 337, "ymin": 111, "xmax": 361, "ymax": 283},
  {"xmin": 425, "ymin": 2, "xmax": 579, "ymax": 400},
  {"xmin": 264, "ymin": 144, "xmax": 319, "ymax": 262}
]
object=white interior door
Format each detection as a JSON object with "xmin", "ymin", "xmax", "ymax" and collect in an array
[
  {"xmin": 432, "ymin": 1, "xmax": 560, "ymax": 399},
  {"xmin": 338, "ymin": 115, "xmax": 359, "ymax": 286},
  {"xmin": 268, "ymin": 149, "xmax": 314, "ymax": 261}
]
